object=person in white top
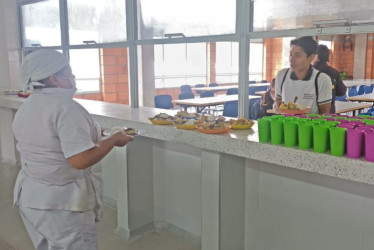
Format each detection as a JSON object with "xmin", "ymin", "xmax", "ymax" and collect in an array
[
  {"xmin": 12, "ymin": 49, "xmax": 133, "ymax": 250},
  {"xmin": 275, "ymin": 36, "xmax": 332, "ymax": 114}
]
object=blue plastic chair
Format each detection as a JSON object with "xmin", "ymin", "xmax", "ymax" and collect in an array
[
  {"xmin": 249, "ymin": 86, "xmax": 268, "ymax": 95},
  {"xmin": 194, "ymin": 84, "xmax": 205, "ymax": 95},
  {"xmin": 226, "ymin": 88, "xmax": 238, "ymax": 95},
  {"xmin": 209, "ymin": 83, "xmax": 218, "ymax": 88},
  {"xmin": 222, "ymin": 101, "xmax": 238, "ymax": 117},
  {"xmin": 335, "ymin": 94, "xmax": 347, "ymax": 102},
  {"xmin": 200, "ymin": 91, "xmax": 214, "ymax": 98},
  {"xmin": 180, "ymin": 85, "xmax": 193, "ymax": 94},
  {"xmin": 364, "ymin": 85, "xmax": 374, "ymax": 94},
  {"xmin": 154, "ymin": 95, "xmax": 174, "ymax": 109},
  {"xmin": 248, "ymin": 98, "xmax": 262, "ymax": 120},
  {"xmin": 348, "ymin": 86, "xmax": 358, "ymax": 97},
  {"xmin": 249, "ymin": 80, "xmax": 256, "ymax": 84},
  {"xmin": 178, "ymin": 92, "xmax": 195, "ymax": 110},
  {"xmin": 260, "ymin": 80, "xmax": 268, "ymax": 83},
  {"xmin": 358, "ymin": 85, "xmax": 365, "ymax": 95}
]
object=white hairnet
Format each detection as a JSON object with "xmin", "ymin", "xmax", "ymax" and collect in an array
[{"xmin": 19, "ymin": 50, "xmax": 69, "ymax": 90}]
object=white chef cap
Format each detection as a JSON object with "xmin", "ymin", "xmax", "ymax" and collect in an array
[{"xmin": 19, "ymin": 50, "xmax": 69, "ymax": 90}]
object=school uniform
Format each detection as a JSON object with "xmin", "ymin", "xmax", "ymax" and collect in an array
[{"xmin": 275, "ymin": 67, "xmax": 332, "ymax": 114}]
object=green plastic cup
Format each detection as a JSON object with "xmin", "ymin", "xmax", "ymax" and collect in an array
[
  {"xmin": 325, "ymin": 121, "xmax": 340, "ymax": 127},
  {"xmin": 329, "ymin": 127, "xmax": 347, "ymax": 156},
  {"xmin": 306, "ymin": 114, "xmax": 320, "ymax": 117},
  {"xmin": 313, "ymin": 125, "xmax": 330, "ymax": 153},
  {"xmin": 298, "ymin": 122, "xmax": 313, "ymax": 149},
  {"xmin": 271, "ymin": 115, "xmax": 285, "ymax": 119},
  {"xmin": 284, "ymin": 120, "xmax": 298, "ymax": 147},
  {"xmin": 258, "ymin": 118, "xmax": 271, "ymax": 142},
  {"xmin": 365, "ymin": 120, "xmax": 374, "ymax": 125},
  {"xmin": 347, "ymin": 118, "xmax": 360, "ymax": 122},
  {"xmin": 271, "ymin": 118, "xmax": 284, "ymax": 145},
  {"xmin": 320, "ymin": 115, "xmax": 332, "ymax": 119}
]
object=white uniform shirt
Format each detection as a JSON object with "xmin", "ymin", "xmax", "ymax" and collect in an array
[
  {"xmin": 13, "ymin": 88, "xmax": 101, "ymax": 214},
  {"xmin": 275, "ymin": 67, "xmax": 332, "ymax": 114}
]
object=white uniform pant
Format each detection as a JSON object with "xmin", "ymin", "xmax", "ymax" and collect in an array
[{"xmin": 19, "ymin": 204, "xmax": 98, "ymax": 250}]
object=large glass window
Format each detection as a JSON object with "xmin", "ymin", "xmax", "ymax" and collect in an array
[
  {"xmin": 138, "ymin": 0, "xmax": 236, "ymax": 39},
  {"xmin": 69, "ymin": 49, "xmax": 101, "ymax": 92},
  {"xmin": 253, "ymin": 0, "xmax": 374, "ymax": 31},
  {"xmin": 20, "ymin": 0, "xmax": 61, "ymax": 47},
  {"xmin": 154, "ymin": 43, "xmax": 206, "ymax": 88},
  {"xmin": 216, "ymin": 42, "xmax": 239, "ymax": 83},
  {"xmin": 67, "ymin": 0, "xmax": 127, "ymax": 45},
  {"xmin": 249, "ymin": 41, "xmax": 264, "ymax": 81}
]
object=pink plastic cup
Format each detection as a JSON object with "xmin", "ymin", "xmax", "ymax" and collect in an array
[
  {"xmin": 365, "ymin": 132, "xmax": 374, "ymax": 162},
  {"xmin": 347, "ymin": 129, "xmax": 364, "ymax": 158}
]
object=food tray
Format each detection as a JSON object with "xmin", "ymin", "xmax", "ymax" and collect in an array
[{"xmin": 148, "ymin": 118, "xmax": 173, "ymax": 125}]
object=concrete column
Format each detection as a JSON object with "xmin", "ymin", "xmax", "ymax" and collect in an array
[{"xmin": 353, "ymin": 34, "xmax": 367, "ymax": 79}]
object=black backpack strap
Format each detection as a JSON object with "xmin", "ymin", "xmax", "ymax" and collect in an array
[
  {"xmin": 280, "ymin": 68, "xmax": 290, "ymax": 94},
  {"xmin": 315, "ymin": 71, "xmax": 321, "ymax": 113}
]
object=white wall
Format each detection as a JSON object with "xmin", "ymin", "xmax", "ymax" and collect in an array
[{"xmin": 0, "ymin": 0, "xmax": 20, "ymax": 88}]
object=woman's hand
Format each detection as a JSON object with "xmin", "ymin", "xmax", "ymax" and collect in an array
[
  {"xmin": 110, "ymin": 132, "xmax": 134, "ymax": 147},
  {"xmin": 68, "ymin": 132, "xmax": 134, "ymax": 169}
]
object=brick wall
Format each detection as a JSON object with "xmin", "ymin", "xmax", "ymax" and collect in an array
[
  {"xmin": 74, "ymin": 48, "xmax": 130, "ymax": 104},
  {"xmin": 366, "ymin": 34, "xmax": 374, "ymax": 79},
  {"xmin": 330, "ymin": 35, "xmax": 355, "ymax": 79},
  {"xmin": 264, "ymin": 38, "xmax": 283, "ymax": 81}
]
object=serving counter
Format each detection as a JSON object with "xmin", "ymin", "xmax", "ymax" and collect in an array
[{"xmin": 1, "ymin": 94, "xmax": 374, "ymax": 250}]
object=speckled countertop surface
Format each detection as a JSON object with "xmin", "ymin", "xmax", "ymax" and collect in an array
[{"xmin": 1, "ymin": 94, "xmax": 374, "ymax": 185}]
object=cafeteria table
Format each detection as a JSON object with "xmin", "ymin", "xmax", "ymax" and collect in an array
[
  {"xmin": 266, "ymin": 101, "xmax": 371, "ymax": 116},
  {"xmin": 191, "ymin": 83, "xmax": 270, "ymax": 92},
  {"xmin": 172, "ymin": 94, "xmax": 261, "ymax": 113}
]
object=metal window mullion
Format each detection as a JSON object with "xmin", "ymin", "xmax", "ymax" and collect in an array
[
  {"xmin": 59, "ymin": 0, "xmax": 69, "ymax": 58},
  {"xmin": 237, "ymin": 0, "xmax": 251, "ymax": 118},
  {"xmin": 126, "ymin": 0, "xmax": 138, "ymax": 108}
]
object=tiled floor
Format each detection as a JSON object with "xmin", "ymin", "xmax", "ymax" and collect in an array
[{"xmin": 0, "ymin": 162, "xmax": 199, "ymax": 250}]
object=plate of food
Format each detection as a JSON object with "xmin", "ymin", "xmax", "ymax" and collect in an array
[
  {"xmin": 196, "ymin": 116, "xmax": 230, "ymax": 134},
  {"xmin": 279, "ymin": 102, "xmax": 310, "ymax": 115},
  {"xmin": 17, "ymin": 91, "xmax": 32, "ymax": 98},
  {"xmin": 174, "ymin": 111, "xmax": 201, "ymax": 120},
  {"xmin": 148, "ymin": 113, "xmax": 174, "ymax": 125},
  {"xmin": 230, "ymin": 117, "xmax": 255, "ymax": 130},
  {"xmin": 103, "ymin": 127, "xmax": 141, "ymax": 136},
  {"xmin": 174, "ymin": 117, "xmax": 197, "ymax": 130}
]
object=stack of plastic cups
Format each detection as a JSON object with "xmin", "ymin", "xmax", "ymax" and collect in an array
[
  {"xmin": 313, "ymin": 125, "xmax": 330, "ymax": 153},
  {"xmin": 257, "ymin": 117, "xmax": 272, "ymax": 143},
  {"xmin": 346, "ymin": 129, "xmax": 364, "ymax": 158},
  {"xmin": 283, "ymin": 120, "xmax": 298, "ymax": 147},
  {"xmin": 365, "ymin": 132, "xmax": 374, "ymax": 162},
  {"xmin": 270, "ymin": 116, "xmax": 285, "ymax": 145},
  {"xmin": 298, "ymin": 121, "xmax": 313, "ymax": 150},
  {"xmin": 329, "ymin": 127, "xmax": 347, "ymax": 156}
]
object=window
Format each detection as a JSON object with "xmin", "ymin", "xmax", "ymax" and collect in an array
[
  {"xmin": 138, "ymin": 0, "xmax": 236, "ymax": 39},
  {"xmin": 154, "ymin": 43, "xmax": 206, "ymax": 88},
  {"xmin": 67, "ymin": 0, "xmax": 127, "ymax": 45},
  {"xmin": 69, "ymin": 49, "xmax": 101, "ymax": 93},
  {"xmin": 20, "ymin": 0, "xmax": 61, "ymax": 47},
  {"xmin": 249, "ymin": 41, "xmax": 264, "ymax": 81},
  {"xmin": 253, "ymin": 0, "xmax": 374, "ymax": 31},
  {"xmin": 216, "ymin": 42, "xmax": 239, "ymax": 83}
]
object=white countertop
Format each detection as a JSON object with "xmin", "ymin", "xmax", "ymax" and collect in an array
[{"xmin": 1, "ymin": 93, "xmax": 374, "ymax": 185}]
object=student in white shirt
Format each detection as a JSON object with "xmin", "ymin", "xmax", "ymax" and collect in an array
[
  {"xmin": 12, "ymin": 49, "xmax": 133, "ymax": 250},
  {"xmin": 275, "ymin": 36, "xmax": 332, "ymax": 114}
]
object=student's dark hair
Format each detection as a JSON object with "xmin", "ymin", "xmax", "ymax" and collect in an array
[
  {"xmin": 270, "ymin": 78, "xmax": 275, "ymax": 86},
  {"xmin": 316, "ymin": 44, "xmax": 330, "ymax": 62},
  {"xmin": 290, "ymin": 36, "xmax": 318, "ymax": 57}
]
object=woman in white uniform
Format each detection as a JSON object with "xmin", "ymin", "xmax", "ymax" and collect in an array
[{"xmin": 12, "ymin": 49, "xmax": 133, "ymax": 250}]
